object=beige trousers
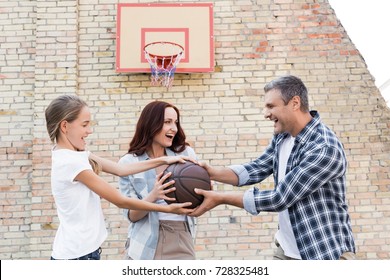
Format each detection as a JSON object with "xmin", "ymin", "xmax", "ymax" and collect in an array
[
  {"xmin": 125, "ymin": 220, "xmax": 195, "ymax": 260},
  {"xmin": 154, "ymin": 220, "xmax": 195, "ymax": 260},
  {"xmin": 273, "ymin": 239, "xmax": 356, "ymax": 260}
]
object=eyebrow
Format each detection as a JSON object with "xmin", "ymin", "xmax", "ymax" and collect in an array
[{"xmin": 265, "ymin": 102, "xmax": 274, "ymax": 107}]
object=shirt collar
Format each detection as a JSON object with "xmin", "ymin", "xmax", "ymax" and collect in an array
[
  {"xmin": 295, "ymin": 110, "xmax": 320, "ymax": 143},
  {"xmin": 140, "ymin": 148, "xmax": 176, "ymax": 160}
]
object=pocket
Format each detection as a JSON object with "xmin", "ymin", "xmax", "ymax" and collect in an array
[{"xmin": 125, "ymin": 238, "xmax": 130, "ymax": 250}]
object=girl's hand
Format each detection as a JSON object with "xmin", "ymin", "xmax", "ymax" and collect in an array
[
  {"xmin": 163, "ymin": 155, "xmax": 198, "ymax": 165},
  {"xmin": 165, "ymin": 202, "xmax": 194, "ymax": 215},
  {"xmin": 148, "ymin": 171, "xmax": 176, "ymax": 202}
]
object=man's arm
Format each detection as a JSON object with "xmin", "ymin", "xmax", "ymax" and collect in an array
[
  {"xmin": 200, "ymin": 162, "xmax": 240, "ymax": 185},
  {"xmin": 190, "ymin": 189, "xmax": 244, "ymax": 217}
]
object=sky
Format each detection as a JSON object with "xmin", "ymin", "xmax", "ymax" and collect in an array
[{"xmin": 328, "ymin": 0, "xmax": 390, "ymax": 106}]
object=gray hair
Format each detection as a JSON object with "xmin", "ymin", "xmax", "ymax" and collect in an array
[{"xmin": 264, "ymin": 75, "xmax": 309, "ymax": 112}]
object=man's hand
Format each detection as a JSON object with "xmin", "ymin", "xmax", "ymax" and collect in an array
[
  {"xmin": 190, "ymin": 189, "xmax": 245, "ymax": 217},
  {"xmin": 189, "ymin": 188, "xmax": 222, "ymax": 217}
]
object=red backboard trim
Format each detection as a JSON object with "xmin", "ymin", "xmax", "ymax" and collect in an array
[{"xmin": 116, "ymin": 3, "xmax": 214, "ymax": 73}]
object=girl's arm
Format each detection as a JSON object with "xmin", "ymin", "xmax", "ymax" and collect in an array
[
  {"xmin": 89, "ymin": 153, "xmax": 195, "ymax": 177},
  {"xmin": 75, "ymin": 169, "xmax": 193, "ymax": 214}
]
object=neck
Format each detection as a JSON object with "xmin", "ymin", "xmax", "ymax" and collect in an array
[
  {"xmin": 147, "ymin": 145, "xmax": 166, "ymax": 159},
  {"xmin": 56, "ymin": 136, "xmax": 78, "ymax": 151},
  {"xmin": 291, "ymin": 111, "xmax": 312, "ymax": 137}
]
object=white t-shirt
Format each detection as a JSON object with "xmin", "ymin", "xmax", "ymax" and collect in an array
[
  {"xmin": 51, "ymin": 148, "xmax": 107, "ymax": 259},
  {"xmin": 274, "ymin": 135, "xmax": 302, "ymax": 259}
]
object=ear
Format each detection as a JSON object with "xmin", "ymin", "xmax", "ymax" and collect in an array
[
  {"xmin": 59, "ymin": 120, "xmax": 68, "ymax": 134},
  {"xmin": 290, "ymin": 96, "xmax": 301, "ymax": 111}
]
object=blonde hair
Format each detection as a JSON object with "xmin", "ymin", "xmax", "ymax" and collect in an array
[{"xmin": 45, "ymin": 95, "xmax": 101, "ymax": 174}]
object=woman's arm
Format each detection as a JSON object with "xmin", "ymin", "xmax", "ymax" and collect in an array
[
  {"xmin": 75, "ymin": 169, "xmax": 193, "ymax": 214},
  {"xmin": 127, "ymin": 172, "xmax": 177, "ymax": 222},
  {"xmin": 89, "ymin": 153, "xmax": 194, "ymax": 176}
]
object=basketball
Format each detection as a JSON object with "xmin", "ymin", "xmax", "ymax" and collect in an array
[{"xmin": 163, "ymin": 161, "xmax": 211, "ymax": 209}]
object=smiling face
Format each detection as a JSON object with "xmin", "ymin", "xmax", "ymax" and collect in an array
[
  {"xmin": 152, "ymin": 107, "xmax": 178, "ymax": 149},
  {"xmin": 59, "ymin": 106, "xmax": 93, "ymax": 151},
  {"xmin": 263, "ymin": 88, "xmax": 296, "ymax": 135}
]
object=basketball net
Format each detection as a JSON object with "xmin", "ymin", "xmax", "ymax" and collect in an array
[{"xmin": 144, "ymin": 42, "xmax": 184, "ymax": 88}]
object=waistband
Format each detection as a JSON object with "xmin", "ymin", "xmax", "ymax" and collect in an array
[{"xmin": 159, "ymin": 220, "xmax": 190, "ymax": 232}]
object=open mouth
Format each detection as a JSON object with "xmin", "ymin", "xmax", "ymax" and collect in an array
[{"xmin": 166, "ymin": 134, "xmax": 174, "ymax": 140}]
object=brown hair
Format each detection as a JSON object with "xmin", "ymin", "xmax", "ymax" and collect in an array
[
  {"xmin": 129, "ymin": 101, "xmax": 188, "ymax": 156},
  {"xmin": 45, "ymin": 95, "xmax": 101, "ymax": 174}
]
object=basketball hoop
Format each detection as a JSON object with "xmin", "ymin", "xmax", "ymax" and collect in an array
[{"xmin": 144, "ymin": 41, "xmax": 184, "ymax": 88}]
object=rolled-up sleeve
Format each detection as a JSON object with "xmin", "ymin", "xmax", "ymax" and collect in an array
[
  {"xmin": 228, "ymin": 165, "xmax": 260, "ymax": 215},
  {"xmin": 228, "ymin": 164, "xmax": 249, "ymax": 186},
  {"xmin": 243, "ymin": 187, "xmax": 259, "ymax": 215}
]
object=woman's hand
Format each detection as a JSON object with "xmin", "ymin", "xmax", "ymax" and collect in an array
[{"xmin": 148, "ymin": 171, "xmax": 177, "ymax": 202}]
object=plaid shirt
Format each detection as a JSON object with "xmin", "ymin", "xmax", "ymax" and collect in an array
[{"xmin": 230, "ymin": 111, "xmax": 355, "ymax": 259}]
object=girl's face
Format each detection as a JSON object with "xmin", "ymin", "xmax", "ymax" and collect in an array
[
  {"xmin": 152, "ymin": 107, "xmax": 178, "ymax": 149},
  {"xmin": 61, "ymin": 106, "xmax": 93, "ymax": 151}
]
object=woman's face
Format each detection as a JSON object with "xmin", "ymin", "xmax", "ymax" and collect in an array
[{"xmin": 152, "ymin": 107, "xmax": 178, "ymax": 148}]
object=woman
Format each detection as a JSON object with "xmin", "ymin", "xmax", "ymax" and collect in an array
[
  {"xmin": 45, "ymin": 95, "xmax": 193, "ymax": 260},
  {"xmin": 119, "ymin": 101, "xmax": 198, "ymax": 260}
]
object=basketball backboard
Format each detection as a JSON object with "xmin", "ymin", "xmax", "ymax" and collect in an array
[{"xmin": 116, "ymin": 3, "xmax": 214, "ymax": 73}]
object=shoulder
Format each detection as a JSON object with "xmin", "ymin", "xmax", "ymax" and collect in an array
[
  {"xmin": 180, "ymin": 146, "xmax": 197, "ymax": 159},
  {"xmin": 313, "ymin": 122, "xmax": 343, "ymax": 148},
  {"xmin": 53, "ymin": 149, "xmax": 89, "ymax": 164},
  {"xmin": 303, "ymin": 123, "xmax": 346, "ymax": 164},
  {"xmin": 119, "ymin": 153, "xmax": 139, "ymax": 164}
]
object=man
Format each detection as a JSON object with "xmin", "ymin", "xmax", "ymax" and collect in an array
[{"xmin": 192, "ymin": 75, "xmax": 356, "ymax": 260}]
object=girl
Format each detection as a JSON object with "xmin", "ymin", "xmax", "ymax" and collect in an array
[
  {"xmin": 119, "ymin": 101, "xmax": 198, "ymax": 260},
  {"xmin": 45, "ymin": 95, "xmax": 193, "ymax": 260}
]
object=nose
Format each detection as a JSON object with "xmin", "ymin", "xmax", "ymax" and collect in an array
[
  {"xmin": 171, "ymin": 123, "xmax": 178, "ymax": 132},
  {"xmin": 263, "ymin": 107, "xmax": 271, "ymax": 120}
]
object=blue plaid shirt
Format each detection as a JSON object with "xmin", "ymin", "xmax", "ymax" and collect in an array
[{"xmin": 230, "ymin": 111, "xmax": 355, "ymax": 259}]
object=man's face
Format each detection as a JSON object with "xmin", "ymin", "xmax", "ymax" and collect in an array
[{"xmin": 263, "ymin": 89, "xmax": 295, "ymax": 135}]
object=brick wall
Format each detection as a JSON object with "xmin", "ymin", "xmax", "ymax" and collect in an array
[{"xmin": 1, "ymin": 0, "xmax": 389, "ymax": 260}]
